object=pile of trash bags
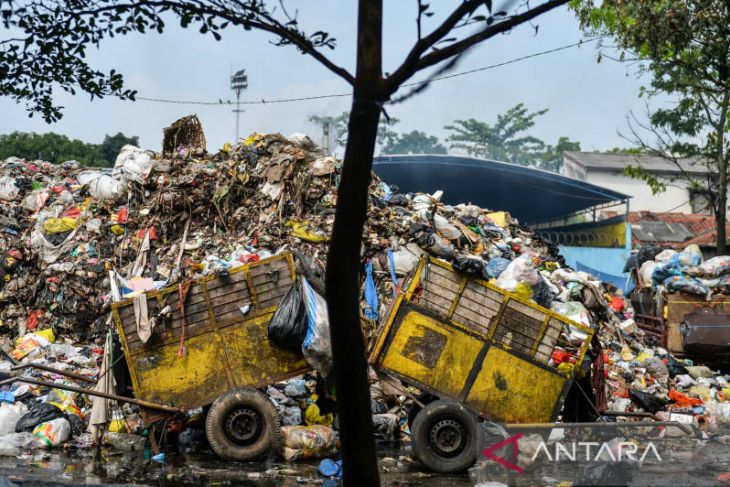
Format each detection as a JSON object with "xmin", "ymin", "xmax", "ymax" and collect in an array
[
  {"xmin": 1, "ymin": 120, "xmax": 729, "ymax": 460},
  {"xmin": 627, "ymin": 243, "xmax": 730, "ymax": 298}
]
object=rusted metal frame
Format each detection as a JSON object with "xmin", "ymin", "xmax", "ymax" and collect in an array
[
  {"xmin": 447, "ymin": 276, "xmax": 468, "ymax": 320},
  {"xmin": 10, "ymin": 363, "xmax": 96, "ymax": 384},
  {"xmin": 531, "ymin": 316, "xmax": 554, "ymax": 358},
  {"xmin": 201, "ymin": 279, "xmax": 235, "ymax": 389},
  {"xmin": 0, "ymin": 376, "xmax": 182, "ymax": 413},
  {"xmin": 369, "ymin": 257, "xmax": 427, "ymax": 362},
  {"xmin": 112, "ymin": 308, "xmax": 142, "ymax": 400}
]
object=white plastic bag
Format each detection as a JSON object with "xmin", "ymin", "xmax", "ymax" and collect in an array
[
  {"xmin": 390, "ymin": 244, "xmax": 423, "ymax": 276},
  {"xmin": 301, "ymin": 278, "xmax": 332, "ymax": 376},
  {"xmin": 78, "ymin": 172, "xmax": 127, "ymax": 201},
  {"xmin": 113, "ymin": 145, "xmax": 155, "ymax": 184},
  {"xmin": 0, "ymin": 176, "xmax": 19, "ymax": 201},
  {"xmin": 639, "ymin": 260, "xmax": 657, "ymax": 288},
  {"xmin": 0, "ymin": 403, "xmax": 28, "ymax": 436},
  {"xmin": 32, "ymin": 417, "xmax": 71, "ymax": 447},
  {"xmin": 496, "ymin": 254, "xmax": 539, "ymax": 290},
  {"xmin": 433, "ymin": 214, "xmax": 461, "ymax": 240},
  {"xmin": 0, "ymin": 432, "xmax": 41, "ymax": 456}
]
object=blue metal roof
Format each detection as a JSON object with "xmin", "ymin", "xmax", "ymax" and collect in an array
[{"xmin": 373, "ymin": 154, "xmax": 629, "ymax": 224}]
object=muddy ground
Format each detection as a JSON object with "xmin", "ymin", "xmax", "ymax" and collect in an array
[
  {"xmin": 0, "ymin": 446, "xmax": 471, "ymax": 487},
  {"xmin": 1, "ymin": 437, "xmax": 730, "ymax": 486}
]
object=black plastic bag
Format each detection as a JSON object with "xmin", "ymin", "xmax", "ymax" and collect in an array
[
  {"xmin": 267, "ymin": 277, "xmax": 308, "ymax": 350},
  {"xmin": 15, "ymin": 403, "xmax": 65, "ymax": 432},
  {"xmin": 666, "ymin": 355, "xmax": 689, "ymax": 377},
  {"xmin": 623, "ymin": 254, "xmax": 638, "ymax": 273},
  {"xmin": 629, "ymin": 388, "xmax": 669, "ymax": 413},
  {"xmin": 452, "ymin": 257, "xmax": 488, "ymax": 279},
  {"xmin": 637, "ymin": 245, "xmax": 658, "ymax": 267}
]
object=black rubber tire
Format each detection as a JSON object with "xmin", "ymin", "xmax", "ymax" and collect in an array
[
  {"xmin": 410, "ymin": 399, "xmax": 478, "ymax": 473},
  {"xmin": 407, "ymin": 392, "xmax": 437, "ymax": 431},
  {"xmin": 205, "ymin": 388, "xmax": 281, "ymax": 461}
]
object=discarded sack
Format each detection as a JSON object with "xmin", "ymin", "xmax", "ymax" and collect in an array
[
  {"xmin": 15, "ymin": 403, "xmax": 65, "ymax": 433},
  {"xmin": 32, "ymin": 417, "xmax": 71, "ymax": 447},
  {"xmin": 281, "ymin": 425, "xmax": 338, "ymax": 462},
  {"xmin": 301, "ymin": 278, "xmax": 333, "ymax": 376},
  {"xmin": 268, "ymin": 278, "xmax": 308, "ymax": 350}
]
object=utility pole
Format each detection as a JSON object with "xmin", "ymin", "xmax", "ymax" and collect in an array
[
  {"xmin": 322, "ymin": 123, "xmax": 331, "ymax": 155},
  {"xmin": 230, "ymin": 69, "xmax": 248, "ymax": 142}
]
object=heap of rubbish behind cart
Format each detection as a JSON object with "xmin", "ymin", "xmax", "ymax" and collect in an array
[
  {"xmin": 1, "ymin": 123, "xmax": 729, "ymax": 462},
  {"xmin": 626, "ymin": 244, "xmax": 730, "ymax": 297}
]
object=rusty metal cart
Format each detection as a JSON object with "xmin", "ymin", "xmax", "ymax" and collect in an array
[
  {"xmin": 109, "ymin": 252, "xmax": 309, "ymax": 460},
  {"xmin": 369, "ymin": 256, "xmax": 595, "ymax": 473}
]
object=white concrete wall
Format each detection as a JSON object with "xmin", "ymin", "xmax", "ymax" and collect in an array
[{"xmin": 586, "ymin": 171, "xmax": 694, "ymax": 213}]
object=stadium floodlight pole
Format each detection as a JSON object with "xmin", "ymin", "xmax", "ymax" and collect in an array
[{"xmin": 230, "ymin": 69, "xmax": 249, "ymax": 142}]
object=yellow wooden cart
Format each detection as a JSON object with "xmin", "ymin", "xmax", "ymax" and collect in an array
[
  {"xmin": 370, "ymin": 256, "xmax": 594, "ymax": 473},
  {"xmin": 112, "ymin": 252, "xmax": 309, "ymax": 461}
]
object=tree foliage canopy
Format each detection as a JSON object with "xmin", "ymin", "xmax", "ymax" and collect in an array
[
  {"xmin": 444, "ymin": 103, "xmax": 580, "ymax": 171},
  {"xmin": 573, "ymin": 0, "xmax": 730, "ymax": 250},
  {"xmin": 382, "ymin": 130, "xmax": 447, "ymax": 155},
  {"xmin": 0, "ymin": 131, "xmax": 138, "ymax": 166}
]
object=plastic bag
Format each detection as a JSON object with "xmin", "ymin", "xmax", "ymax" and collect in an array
[
  {"xmin": 654, "ymin": 249, "xmax": 677, "ymax": 262},
  {"xmin": 496, "ymin": 254, "xmax": 539, "ymax": 291},
  {"xmin": 666, "ymin": 355, "xmax": 689, "ymax": 377},
  {"xmin": 10, "ymin": 332, "xmax": 52, "ymax": 360},
  {"xmin": 301, "ymin": 278, "xmax": 332, "ymax": 376},
  {"xmin": 551, "ymin": 301, "xmax": 591, "ymax": 327},
  {"xmin": 639, "ymin": 260, "xmax": 657, "ymax": 288},
  {"xmin": 695, "ymin": 256, "xmax": 730, "ymax": 278},
  {"xmin": 363, "ymin": 261, "xmax": 379, "ymax": 321},
  {"xmin": 281, "ymin": 425, "xmax": 338, "ymax": 462},
  {"xmin": 15, "ymin": 403, "xmax": 64, "ymax": 433},
  {"xmin": 486, "ymin": 257, "xmax": 510, "ymax": 279},
  {"xmin": 42, "ymin": 217, "xmax": 77, "ymax": 235},
  {"xmin": 113, "ymin": 145, "xmax": 155, "ymax": 184},
  {"xmin": 0, "ymin": 432, "xmax": 42, "ymax": 456},
  {"xmin": 33, "ymin": 417, "xmax": 71, "ymax": 447},
  {"xmin": 390, "ymin": 244, "xmax": 422, "ymax": 276},
  {"xmin": 652, "ymin": 261, "xmax": 683, "ymax": 285},
  {"xmin": 0, "ymin": 403, "xmax": 28, "ymax": 436},
  {"xmin": 452, "ymin": 257, "xmax": 488, "ymax": 280},
  {"xmin": 0, "ymin": 176, "xmax": 20, "ymax": 201},
  {"xmin": 670, "ymin": 251, "xmax": 702, "ymax": 268},
  {"xmin": 268, "ymin": 278, "xmax": 308, "ymax": 350},
  {"xmin": 663, "ymin": 275, "xmax": 709, "ymax": 297},
  {"xmin": 433, "ymin": 214, "xmax": 461, "ymax": 240},
  {"xmin": 629, "ymin": 388, "xmax": 669, "ymax": 413}
]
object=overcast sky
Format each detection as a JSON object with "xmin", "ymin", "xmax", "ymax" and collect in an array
[{"xmin": 1, "ymin": 1, "xmax": 653, "ymax": 154}]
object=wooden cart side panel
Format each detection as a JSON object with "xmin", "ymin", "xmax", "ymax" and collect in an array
[
  {"xmin": 371, "ymin": 255, "xmax": 594, "ymax": 423},
  {"xmin": 112, "ymin": 253, "xmax": 308, "ymax": 410}
]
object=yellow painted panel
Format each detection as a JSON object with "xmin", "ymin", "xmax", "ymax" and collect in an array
[
  {"xmin": 465, "ymin": 347, "xmax": 566, "ymax": 423},
  {"xmin": 380, "ymin": 309, "xmax": 483, "ymax": 399},
  {"xmin": 223, "ymin": 312, "xmax": 309, "ymax": 386},
  {"xmin": 132, "ymin": 332, "xmax": 230, "ymax": 408}
]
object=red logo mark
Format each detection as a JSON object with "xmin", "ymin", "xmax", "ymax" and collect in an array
[{"xmin": 481, "ymin": 432, "xmax": 524, "ymax": 474}]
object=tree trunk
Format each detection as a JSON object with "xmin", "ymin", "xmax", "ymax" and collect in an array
[
  {"xmin": 325, "ymin": 1, "xmax": 383, "ymax": 486},
  {"xmin": 716, "ymin": 91, "xmax": 728, "ymax": 255}
]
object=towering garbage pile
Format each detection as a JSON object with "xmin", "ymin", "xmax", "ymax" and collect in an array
[{"xmin": 0, "ymin": 121, "xmax": 728, "ymax": 467}]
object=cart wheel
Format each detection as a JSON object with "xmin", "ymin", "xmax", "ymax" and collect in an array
[
  {"xmin": 407, "ymin": 392, "xmax": 437, "ymax": 431},
  {"xmin": 205, "ymin": 388, "xmax": 281, "ymax": 461},
  {"xmin": 411, "ymin": 399, "xmax": 478, "ymax": 473}
]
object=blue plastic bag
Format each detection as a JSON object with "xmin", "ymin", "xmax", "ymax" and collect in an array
[
  {"xmin": 363, "ymin": 260, "xmax": 379, "ymax": 321},
  {"xmin": 486, "ymin": 257, "xmax": 511, "ymax": 279}
]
